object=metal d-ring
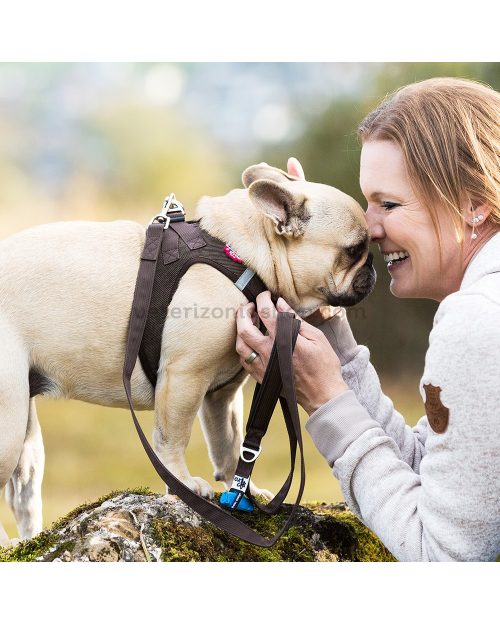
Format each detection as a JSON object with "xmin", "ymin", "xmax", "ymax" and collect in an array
[
  {"xmin": 150, "ymin": 193, "xmax": 186, "ymax": 229},
  {"xmin": 240, "ymin": 443, "xmax": 262, "ymax": 463}
]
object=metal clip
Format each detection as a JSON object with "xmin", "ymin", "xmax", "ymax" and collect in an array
[
  {"xmin": 240, "ymin": 443, "xmax": 262, "ymax": 463},
  {"xmin": 150, "ymin": 193, "xmax": 186, "ymax": 229}
]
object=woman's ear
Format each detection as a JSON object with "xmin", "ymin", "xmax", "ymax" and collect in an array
[{"xmin": 465, "ymin": 198, "xmax": 494, "ymax": 225}]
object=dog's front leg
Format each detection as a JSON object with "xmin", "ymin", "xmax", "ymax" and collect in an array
[
  {"xmin": 198, "ymin": 375, "xmax": 246, "ymax": 488},
  {"xmin": 199, "ymin": 377, "xmax": 273, "ymax": 502},
  {"xmin": 153, "ymin": 366, "xmax": 214, "ymax": 499}
]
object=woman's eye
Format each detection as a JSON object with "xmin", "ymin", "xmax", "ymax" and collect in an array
[{"xmin": 381, "ymin": 201, "xmax": 400, "ymax": 211}]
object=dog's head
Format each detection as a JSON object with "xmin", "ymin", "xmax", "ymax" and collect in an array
[{"xmin": 242, "ymin": 163, "xmax": 376, "ymax": 315}]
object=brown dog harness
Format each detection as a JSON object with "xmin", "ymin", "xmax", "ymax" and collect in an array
[
  {"xmin": 138, "ymin": 203, "xmax": 267, "ymax": 390},
  {"xmin": 123, "ymin": 195, "xmax": 305, "ymax": 547}
]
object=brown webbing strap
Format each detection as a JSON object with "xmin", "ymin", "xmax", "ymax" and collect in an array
[
  {"xmin": 230, "ymin": 339, "xmax": 299, "ymax": 515},
  {"xmin": 123, "ymin": 223, "xmax": 305, "ymax": 547},
  {"xmin": 123, "ymin": 223, "xmax": 164, "ymax": 383}
]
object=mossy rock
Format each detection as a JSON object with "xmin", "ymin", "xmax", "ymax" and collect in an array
[{"xmin": 0, "ymin": 490, "xmax": 396, "ymax": 562}]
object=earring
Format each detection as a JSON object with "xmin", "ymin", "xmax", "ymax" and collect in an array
[{"xmin": 471, "ymin": 214, "xmax": 484, "ymax": 240}]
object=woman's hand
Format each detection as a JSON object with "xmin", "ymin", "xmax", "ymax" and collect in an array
[{"xmin": 236, "ymin": 291, "xmax": 348, "ymax": 416}]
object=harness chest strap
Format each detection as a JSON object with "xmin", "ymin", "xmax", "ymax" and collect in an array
[{"xmin": 123, "ymin": 221, "xmax": 305, "ymax": 547}]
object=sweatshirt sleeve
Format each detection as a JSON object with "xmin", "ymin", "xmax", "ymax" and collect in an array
[
  {"xmin": 317, "ymin": 310, "xmax": 428, "ymax": 471},
  {"xmin": 307, "ymin": 295, "xmax": 500, "ymax": 561}
]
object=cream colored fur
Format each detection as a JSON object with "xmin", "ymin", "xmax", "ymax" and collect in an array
[{"xmin": 0, "ymin": 163, "xmax": 371, "ymax": 545}]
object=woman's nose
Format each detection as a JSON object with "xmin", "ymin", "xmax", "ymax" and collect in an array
[{"xmin": 365, "ymin": 206, "xmax": 385, "ymax": 242}]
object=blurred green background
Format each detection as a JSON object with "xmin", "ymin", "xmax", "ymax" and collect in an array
[{"xmin": 0, "ymin": 63, "xmax": 499, "ymax": 538}]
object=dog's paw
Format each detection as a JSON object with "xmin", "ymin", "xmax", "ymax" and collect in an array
[
  {"xmin": 160, "ymin": 491, "xmax": 178, "ymax": 505},
  {"xmin": 0, "ymin": 537, "xmax": 20, "ymax": 549},
  {"xmin": 249, "ymin": 481, "xmax": 274, "ymax": 501},
  {"xmin": 185, "ymin": 476, "xmax": 214, "ymax": 499}
]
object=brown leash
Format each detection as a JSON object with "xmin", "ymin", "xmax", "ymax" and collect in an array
[{"xmin": 123, "ymin": 215, "xmax": 305, "ymax": 547}]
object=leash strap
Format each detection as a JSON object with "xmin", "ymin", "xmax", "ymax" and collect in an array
[
  {"xmin": 226, "ymin": 333, "xmax": 300, "ymax": 513},
  {"xmin": 123, "ymin": 222, "xmax": 305, "ymax": 547}
]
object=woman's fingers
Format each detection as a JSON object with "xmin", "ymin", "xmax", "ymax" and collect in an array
[
  {"xmin": 236, "ymin": 302, "xmax": 267, "ymax": 352},
  {"xmin": 237, "ymin": 291, "xmax": 321, "ymax": 360},
  {"xmin": 255, "ymin": 291, "xmax": 279, "ymax": 338},
  {"xmin": 276, "ymin": 296, "xmax": 303, "ymax": 321},
  {"xmin": 236, "ymin": 302, "xmax": 272, "ymax": 384},
  {"xmin": 276, "ymin": 296, "xmax": 321, "ymax": 341}
]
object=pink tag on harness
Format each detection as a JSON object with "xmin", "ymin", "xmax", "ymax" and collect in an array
[{"xmin": 224, "ymin": 244, "xmax": 243, "ymax": 264}]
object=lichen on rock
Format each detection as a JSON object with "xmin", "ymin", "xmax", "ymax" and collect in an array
[{"xmin": 0, "ymin": 489, "xmax": 396, "ymax": 562}]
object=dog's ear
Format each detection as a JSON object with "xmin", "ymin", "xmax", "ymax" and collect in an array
[
  {"xmin": 249, "ymin": 179, "xmax": 309, "ymax": 238},
  {"xmin": 242, "ymin": 162, "xmax": 300, "ymax": 188}
]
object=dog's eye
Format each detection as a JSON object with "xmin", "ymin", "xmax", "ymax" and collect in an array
[{"xmin": 346, "ymin": 241, "xmax": 367, "ymax": 259}]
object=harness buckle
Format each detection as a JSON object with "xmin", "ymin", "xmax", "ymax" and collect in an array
[
  {"xmin": 240, "ymin": 443, "xmax": 262, "ymax": 463},
  {"xmin": 150, "ymin": 193, "xmax": 186, "ymax": 229}
]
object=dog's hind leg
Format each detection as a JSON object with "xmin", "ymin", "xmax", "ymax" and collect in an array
[
  {"xmin": 199, "ymin": 377, "xmax": 273, "ymax": 501},
  {"xmin": 5, "ymin": 398, "xmax": 44, "ymax": 541},
  {"xmin": 0, "ymin": 317, "xmax": 30, "ymax": 546}
]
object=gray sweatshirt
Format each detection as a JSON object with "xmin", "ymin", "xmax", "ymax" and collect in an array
[{"xmin": 307, "ymin": 232, "xmax": 500, "ymax": 561}]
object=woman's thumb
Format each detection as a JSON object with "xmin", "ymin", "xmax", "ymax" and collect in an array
[
  {"xmin": 276, "ymin": 297, "xmax": 302, "ymax": 320},
  {"xmin": 276, "ymin": 297, "xmax": 318, "ymax": 339}
]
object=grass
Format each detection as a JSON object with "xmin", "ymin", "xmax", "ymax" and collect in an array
[{"xmin": 0, "ymin": 375, "xmax": 425, "ymax": 539}]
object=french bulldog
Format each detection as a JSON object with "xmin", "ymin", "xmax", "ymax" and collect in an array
[{"xmin": 0, "ymin": 163, "xmax": 375, "ymax": 545}]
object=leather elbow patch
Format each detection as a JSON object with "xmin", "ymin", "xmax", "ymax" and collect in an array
[{"xmin": 424, "ymin": 383, "xmax": 449, "ymax": 433}]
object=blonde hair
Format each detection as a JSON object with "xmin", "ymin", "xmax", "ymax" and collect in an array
[{"xmin": 358, "ymin": 77, "xmax": 500, "ymax": 256}]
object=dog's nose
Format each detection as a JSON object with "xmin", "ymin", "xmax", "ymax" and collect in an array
[
  {"xmin": 365, "ymin": 251, "xmax": 374, "ymax": 268},
  {"xmin": 353, "ymin": 263, "xmax": 377, "ymax": 296}
]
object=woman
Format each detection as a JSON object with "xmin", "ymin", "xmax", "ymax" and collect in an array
[{"xmin": 235, "ymin": 77, "xmax": 500, "ymax": 562}]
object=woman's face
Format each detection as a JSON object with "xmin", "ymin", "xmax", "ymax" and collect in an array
[{"xmin": 359, "ymin": 140, "xmax": 465, "ymax": 302}]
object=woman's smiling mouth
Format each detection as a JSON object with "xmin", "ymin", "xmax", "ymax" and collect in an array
[{"xmin": 383, "ymin": 250, "xmax": 410, "ymax": 268}]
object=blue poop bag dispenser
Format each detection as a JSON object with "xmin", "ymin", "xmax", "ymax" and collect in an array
[{"xmin": 219, "ymin": 473, "xmax": 254, "ymax": 512}]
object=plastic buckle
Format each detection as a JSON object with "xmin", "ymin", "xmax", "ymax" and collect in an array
[{"xmin": 240, "ymin": 443, "xmax": 261, "ymax": 463}]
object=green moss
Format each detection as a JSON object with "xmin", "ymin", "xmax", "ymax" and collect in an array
[
  {"xmin": 0, "ymin": 490, "xmax": 395, "ymax": 562},
  {"xmin": 0, "ymin": 529, "xmax": 60, "ymax": 562},
  {"xmin": 152, "ymin": 501, "xmax": 316, "ymax": 562},
  {"xmin": 145, "ymin": 494, "xmax": 394, "ymax": 562},
  {"xmin": 51, "ymin": 486, "xmax": 154, "ymax": 530},
  {"xmin": 43, "ymin": 540, "xmax": 77, "ymax": 562},
  {"xmin": 313, "ymin": 508, "xmax": 396, "ymax": 562},
  {"xmin": 0, "ymin": 487, "xmax": 155, "ymax": 562}
]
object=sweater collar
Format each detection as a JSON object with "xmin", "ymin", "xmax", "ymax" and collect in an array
[{"xmin": 460, "ymin": 231, "xmax": 500, "ymax": 290}]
